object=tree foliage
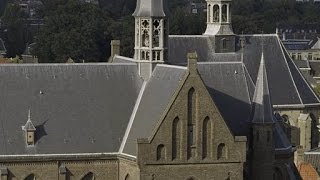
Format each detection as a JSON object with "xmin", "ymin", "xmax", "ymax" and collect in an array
[
  {"xmin": 4, "ymin": 0, "xmax": 320, "ymax": 62},
  {"xmin": 2, "ymin": 3, "xmax": 28, "ymax": 58},
  {"xmin": 33, "ymin": 0, "xmax": 112, "ymax": 63}
]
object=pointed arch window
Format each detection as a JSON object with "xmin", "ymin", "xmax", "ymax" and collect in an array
[
  {"xmin": 202, "ymin": 116, "xmax": 211, "ymax": 159},
  {"xmin": 222, "ymin": 38, "xmax": 227, "ymax": 49},
  {"xmin": 24, "ymin": 174, "xmax": 36, "ymax": 180},
  {"xmin": 187, "ymin": 88, "xmax": 196, "ymax": 159},
  {"xmin": 125, "ymin": 174, "xmax": 130, "ymax": 180},
  {"xmin": 217, "ymin": 143, "xmax": 227, "ymax": 160},
  {"xmin": 172, "ymin": 117, "xmax": 181, "ymax": 160},
  {"xmin": 81, "ymin": 172, "xmax": 95, "ymax": 180}
]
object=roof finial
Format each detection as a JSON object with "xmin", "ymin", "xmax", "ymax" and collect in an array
[{"xmin": 28, "ymin": 109, "xmax": 31, "ymax": 121}]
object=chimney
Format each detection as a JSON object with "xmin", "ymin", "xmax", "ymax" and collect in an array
[
  {"xmin": 187, "ymin": 52, "xmax": 198, "ymax": 73},
  {"xmin": 109, "ymin": 40, "xmax": 120, "ymax": 62}
]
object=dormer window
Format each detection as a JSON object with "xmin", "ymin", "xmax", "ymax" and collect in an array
[{"xmin": 22, "ymin": 110, "xmax": 36, "ymax": 146}]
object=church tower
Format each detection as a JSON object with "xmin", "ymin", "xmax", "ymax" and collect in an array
[
  {"xmin": 133, "ymin": 0, "xmax": 169, "ymax": 81},
  {"xmin": 204, "ymin": 0, "xmax": 235, "ymax": 53},
  {"xmin": 251, "ymin": 53, "xmax": 275, "ymax": 180},
  {"xmin": 204, "ymin": 0, "xmax": 234, "ymax": 35}
]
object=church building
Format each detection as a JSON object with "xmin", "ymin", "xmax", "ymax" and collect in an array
[{"xmin": 0, "ymin": 0, "xmax": 318, "ymax": 179}]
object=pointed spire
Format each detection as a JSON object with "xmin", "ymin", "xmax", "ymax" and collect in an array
[
  {"xmin": 23, "ymin": 109, "xmax": 36, "ymax": 131},
  {"xmin": 252, "ymin": 52, "xmax": 275, "ymax": 124}
]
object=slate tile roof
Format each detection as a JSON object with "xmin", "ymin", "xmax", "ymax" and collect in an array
[
  {"xmin": 122, "ymin": 64, "xmax": 188, "ymax": 155},
  {"xmin": 168, "ymin": 34, "xmax": 320, "ymax": 107},
  {"xmin": 0, "ymin": 64, "xmax": 143, "ymax": 155}
]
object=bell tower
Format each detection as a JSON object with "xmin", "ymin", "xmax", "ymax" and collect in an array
[
  {"xmin": 204, "ymin": 0, "xmax": 235, "ymax": 53},
  {"xmin": 133, "ymin": 0, "xmax": 169, "ymax": 81},
  {"xmin": 204, "ymin": 0, "xmax": 234, "ymax": 36}
]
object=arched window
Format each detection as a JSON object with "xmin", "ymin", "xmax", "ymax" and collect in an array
[
  {"xmin": 187, "ymin": 88, "xmax": 196, "ymax": 159},
  {"xmin": 202, "ymin": 116, "xmax": 211, "ymax": 159},
  {"xmin": 81, "ymin": 172, "xmax": 95, "ymax": 180},
  {"xmin": 212, "ymin": 5, "xmax": 219, "ymax": 22},
  {"xmin": 24, "ymin": 174, "xmax": 36, "ymax": 180},
  {"xmin": 222, "ymin": 38, "xmax": 227, "ymax": 49},
  {"xmin": 157, "ymin": 144, "xmax": 165, "ymax": 160},
  {"xmin": 217, "ymin": 143, "xmax": 227, "ymax": 160},
  {"xmin": 172, "ymin": 117, "xmax": 181, "ymax": 160},
  {"xmin": 125, "ymin": 174, "xmax": 130, "ymax": 180},
  {"xmin": 222, "ymin": 4, "xmax": 227, "ymax": 22}
]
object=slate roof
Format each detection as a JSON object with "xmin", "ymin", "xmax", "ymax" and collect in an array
[
  {"xmin": 133, "ymin": 0, "xmax": 168, "ymax": 17},
  {"xmin": 168, "ymin": 34, "xmax": 320, "ymax": 107},
  {"xmin": 122, "ymin": 65, "xmax": 188, "ymax": 155},
  {"xmin": 274, "ymin": 121, "xmax": 292, "ymax": 152},
  {"xmin": 0, "ymin": 64, "xmax": 143, "ymax": 155},
  {"xmin": 197, "ymin": 62, "xmax": 252, "ymax": 136},
  {"xmin": 293, "ymin": 60, "xmax": 310, "ymax": 69},
  {"xmin": 282, "ymin": 40, "xmax": 310, "ymax": 51},
  {"xmin": 252, "ymin": 53, "xmax": 274, "ymax": 124}
]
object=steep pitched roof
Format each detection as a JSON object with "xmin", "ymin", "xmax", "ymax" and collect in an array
[
  {"xmin": 0, "ymin": 63, "xmax": 143, "ymax": 155},
  {"xmin": 252, "ymin": 53, "xmax": 275, "ymax": 124},
  {"xmin": 197, "ymin": 62, "xmax": 252, "ymax": 136},
  {"xmin": 168, "ymin": 34, "xmax": 320, "ymax": 107},
  {"xmin": 122, "ymin": 64, "xmax": 188, "ymax": 156}
]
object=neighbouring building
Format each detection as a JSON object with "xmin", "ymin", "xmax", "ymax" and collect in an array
[
  {"xmin": 0, "ymin": 0, "xmax": 319, "ymax": 179},
  {"xmin": 283, "ymin": 38, "xmax": 320, "ymax": 61}
]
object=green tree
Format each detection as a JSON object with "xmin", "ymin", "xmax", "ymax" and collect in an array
[
  {"xmin": 2, "ymin": 3, "xmax": 27, "ymax": 58},
  {"xmin": 0, "ymin": 0, "xmax": 7, "ymax": 16},
  {"xmin": 34, "ymin": 0, "xmax": 112, "ymax": 63}
]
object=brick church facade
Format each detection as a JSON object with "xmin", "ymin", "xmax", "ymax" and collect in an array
[{"xmin": 0, "ymin": 0, "xmax": 318, "ymax": 179}]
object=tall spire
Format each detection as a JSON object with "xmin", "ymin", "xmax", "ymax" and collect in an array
[{"xmin": 252, "ymin": 53, "xmax": 275, "ymax": 124}]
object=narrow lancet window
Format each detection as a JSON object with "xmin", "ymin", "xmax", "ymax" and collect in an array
[{"xmin": 172, "ymin": 117, "xmax": 181, "ymax": 160}]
